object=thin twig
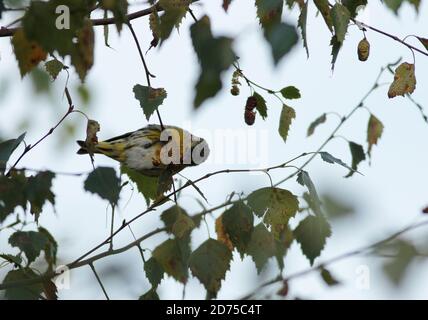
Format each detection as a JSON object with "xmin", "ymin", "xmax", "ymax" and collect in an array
[
  {"xmin": 0, "ymin": 228, "xmax": 166, "ymax": 291},
  {"xmin": 89, "ymin": 263, "xmax": 110, "ymax": 300},
  {"xmin": 109, "ymin": 205, "xmax": 115, "ymax": 251},
  {"xmin": 241, "ymin": 219, "xmax": 428, "ymax": 299},
  {"xmin": 126, "ymin": 21, "xmax": 164, "ymax": 130},
  {"xmin": 5, "ymin": 87, "xmax": 75, "ymax": 176}
]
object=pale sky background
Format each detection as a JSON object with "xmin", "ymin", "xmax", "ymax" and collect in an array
[{"xmin": 1, "ymin": 1, "xmax": 428, "ymax": 299}]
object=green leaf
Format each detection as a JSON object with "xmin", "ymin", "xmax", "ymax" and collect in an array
[
  {"xmin": 100, "ymin": 0, "xmax": 128, "ymax": 32},
  {"xmin": 161, "ymin": 205, "xmax": 195, "ymax": 239},
  {"xmin": 190, "ymin": 16, "xmax": 235, "ymax": 108},
  {"xmin": 298, "ymin": 1, "xmax": 309, "ymax": 57},
  {"xmin": 139, "ymin": 288, "xmax": 160, "ymax": 300},
  {"xmin": 331, "ymin": 3, "xmax": 350, "ymax": 43},
  {"xmin": 247, "ymin": 187, "xmax": 299, "ymax": 238},
  {"xmin": 189, "ymin": 239, "xmax": 232, "ymax": 298},
  {"xmin": 330, "ymin": 35, "xmax": 342, "ymax": 71},
  {"xmin": 278, "ymin": 104, "xmax": 296, "ymax": 143},
  {"xmin": 280, "ymin": 86, "xmax": 301, "ymax": 100},
  {"xmin": 9, "ymin": 231, "xmax": 48, "ymax": 264},
  {"xmin": 84, "ymin": 167, "xmax": 121, "ymax": 206},
  {"xmin": 0, "ymin": 1, "xmax": 5, "ymax": 19},
  {"xmin": 38, "ymin": 227, "xmax": 57, "ymax": 270},
  {"xmin": 294, "ymin": 214, "xmax": 331, "ymax": 265},
  {"xmin": 381, "ymin": 239, "xmax": 417, "ymax": 286},
  {"xmin": 144, "ymin": 257, "xmax": 164, "ymax": 288},
  {"xmin": 158, "ymin": 0, "xmax": 190, "ymax": 42},
  {"xmin": 221, "ymin": 202, "xmax": 254, "ymax": 257},
  {"xmin": 307, "ymin": 113, "xmax": 327, "ymax": 137},
  {"xmin": 3, "ymin": 268, "xmax": 44, "ymax": 300},
  {"xmin": 417, "ymin": 37, "xmax": 428, "ymax": 51},
  {"xmin": 367, "ymin": 114, "xmax": 384, "ymax": 159},
  {"xmin": 133, "ymin": 85, "xmax": 167, "ymax": 121},
  {"xmin": 264, "ymin": 22, "xmax": 298, "ymax": 65},
  {"xmin": 345, "ymin": 141, "xmax": 366, "ymax": 178},
  {"xmin": 322, "ymin": 194, "xmax": 355, "ymax": 219},
  {"xmin": 297, "ymin": 171, "xmax": 322, "ymax": 215},
  {"xmin": 319, "ymin": 151, "xmax": 354, "ymax": 172},
  {"xmin": 26, "ymin": 171, "xmax": 55, "ymax": 222},
  {"xmin": 383, "ymin": 0, "xmax": 419, "ymax": 14},
  {"xmin": 0, "ymin": 171, "xmax": 27, "ymax": 222},
  {"xmin": 320, "ymin": 267, "xmax": 340, "ymax": 286},
  {"xmin": 387, "ymin": 62, "xmax": 416, "ymax": 98},
  {"xmin": 246, "ymin": 223, "xmax": 276, "ymax": 273},
  {"xmin": 314, "ymin": 0, "xmax": 333, "ymax": 32},
  {"xmin": 0, "ymin": 132, "xmax": 26, "ymax": 173},
  {"xmin": 342, "ymin": 0, "xmax": 367, "ymax": 17},
  {"xmin": 253, "ymin": 92, "xmax": 267, "ymax": 119},
  {"xmin": 153, "ymin": 238, "xmax": 189, "ymax": 283},
  {"xmin": 121, "ymin": 165, "xmax": 158, "ymax": 206},
  {"xmin": 45, "ymin": 59, "xmax": 64, "ymax": 80},
  {"xmin": 30, "ymin": 67, "xmax": 50, "ymax": 93},
  {"xmin": 11, "ymin": 29, "xmax": 47, "ymax": 77}
]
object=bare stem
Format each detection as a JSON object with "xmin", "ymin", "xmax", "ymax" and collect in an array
[
  {"xmin": 5, "ymin": 87, "xmax": 75, "ymax": 176},
  {"xmin": 89, "ymin": 263, "xmax": 110, "ymax": 300}
]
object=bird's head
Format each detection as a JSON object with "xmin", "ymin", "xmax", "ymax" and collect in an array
[{"xmin": 158, "ymin": 126, "xmax": 210, "ymax": 168}]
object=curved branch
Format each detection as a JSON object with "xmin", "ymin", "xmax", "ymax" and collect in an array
[
  {"xmin": 0, "ymin": 227, "xmax": 167, "ymax": 291},
  {"xmin": 241, "ymin": 219, "xmax": 428, "ymax": 299},
  {"xmin": 0, "ymin": 1, "xmax": 200, "ymax": 38}
]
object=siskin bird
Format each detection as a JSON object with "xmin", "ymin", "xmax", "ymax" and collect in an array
[{"xmin": 77, "ymin": 124, "xmax": 210, "ymax": 177}]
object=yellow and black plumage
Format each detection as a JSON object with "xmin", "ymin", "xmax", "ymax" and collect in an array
[{"xmin": 77, "ymin": 125, "xmax": 210, "ymax": 176}]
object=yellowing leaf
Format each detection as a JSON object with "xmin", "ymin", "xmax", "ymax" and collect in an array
[
  {"xmin": 71, "ymin": 19, "xmax": 95, "ymax": 82},
  {"xmin": 278, "ymin": 104, "xmax": 296, "ymax": 143},
  {"xmin": 367, "ymin": 114, "xmax": 384, "ymax": 159},
  {"xmin": 247, "ymin": 187, "xmax": 299, "ymax": 238},
  {"xmin": 388, "ymin": 62, "xmax": 416, "ymax": 98},
  {"xmin": 11, "ymin": 29, "xmax": 47, "ymax": 77},
  {"xmin": 215, "ymin": 214, "xmax": 234, "ymax": 251}
]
